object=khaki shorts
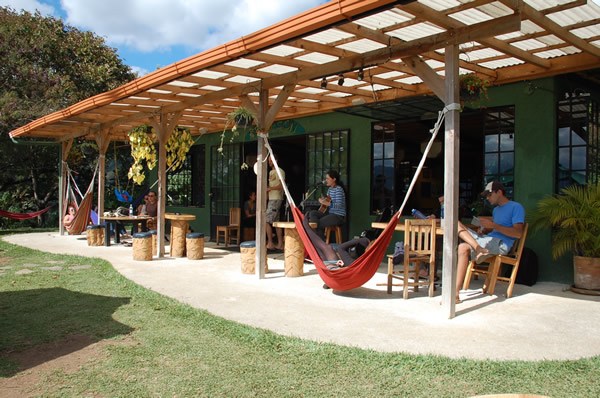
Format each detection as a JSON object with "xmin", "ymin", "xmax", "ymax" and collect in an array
[{"xmin": 266, "ymin": 200, "xmax": 283, "ymax": 223}]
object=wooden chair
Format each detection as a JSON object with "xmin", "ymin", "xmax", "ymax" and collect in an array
[
  {"xmin": 387, "ymin": 218, "xmax": 437, "ymax": 299},
  {"xmin": 216, "ymin": 208, "xmax": 241, "ymax": 246},
  {"xmin": 463, "ymin": 223, "xmax": 529, "ymax": 298},
  {"xmin": 324, "ymin": 225, "xmax": 342, "ymax": 244}
]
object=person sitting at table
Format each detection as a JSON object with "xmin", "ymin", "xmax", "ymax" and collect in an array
[
  {"xmin": 243, "ymin": 191, "xmax": 256, "ymax": 227},
  {"xmin": 137, "ymin": 194, "xmax": 149, "ymax": 216},
  {"xmin": 145, "ymin": 190, "xmax": 158, "ymax": 230}
]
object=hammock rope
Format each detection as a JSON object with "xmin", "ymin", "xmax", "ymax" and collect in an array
[{"xmin": 260, "ymin": 103, "xmax": 457, "ymax": 290}]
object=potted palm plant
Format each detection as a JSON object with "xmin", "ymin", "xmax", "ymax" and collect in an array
[{"xmin": 529, "ymin": 183, "xmax": 600, "ymax": 294}]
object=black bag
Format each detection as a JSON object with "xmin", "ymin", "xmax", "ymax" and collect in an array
[
  {"xmin": 360, "ymin": 206, "xmax": 393, "ymax": 241},
  {"xmin": 504, "ymin": 247, "xmax": 538, "ymax": 286}
]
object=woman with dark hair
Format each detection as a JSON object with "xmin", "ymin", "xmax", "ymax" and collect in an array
[{"xmin": 307, "ymin": 169, "xmax": 346, "ymax": 239}]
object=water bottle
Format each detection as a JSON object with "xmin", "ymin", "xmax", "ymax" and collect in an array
[
  {"xmin": 411, "ymin": 209, "xmax": 427, "ymax": 219},
  {"xmin": 440, "ymin": 204, "xmax": 444, "ymax": 219},
  {"xmin": 129, "ymin": 204, "xmax": 134, "ymax": 216}
]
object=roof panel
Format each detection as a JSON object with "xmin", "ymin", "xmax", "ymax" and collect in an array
[
  {"xmin": 336, "ymin": 38, "xmax": 387, "ymax": 53},
  {"xmin": 388, "ymin": 22, "xmax": 446, "ymax": 41},
  {"xmin": 294, "ymin": 52, "xmax": 339, "ymax": 64},
  {"xmin": 304, "ymin": 28, "xmax": 354, "ymax": 45}
]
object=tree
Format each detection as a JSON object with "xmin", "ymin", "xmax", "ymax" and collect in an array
[{"xmin": 0, "ymin": 7, "xmax": 136, "ymax": 228}]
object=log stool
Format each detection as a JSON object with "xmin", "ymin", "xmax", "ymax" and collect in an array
[
  {"xmin": 86, "ymin": 224, "xmax": 105, "ymax": 246},
  {"xmin": 132, "ymin": 232, "xmax": 152, "ymax": 261},
  {"xmin": 186, "ymin": 232, "xmax": 205, "ymax": 260},
  {"xmin": 148, "ymin": 229, "xmax": 157, "ymax": 256},
  {"xmin": 325, "ymin": 225, "xmax": 343, "ymax": 244},
  {"xmin": 240, "ymin": 241, "xmax": 268, "ymax": 274}
]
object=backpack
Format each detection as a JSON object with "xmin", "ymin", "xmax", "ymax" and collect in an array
[
  {"xmin": 503, "ymin": 247, "xmax": 538, "ymax": 286},
  {"xmin": 360, "ymin": 206, "xmax": 394, "ymax": 241}
]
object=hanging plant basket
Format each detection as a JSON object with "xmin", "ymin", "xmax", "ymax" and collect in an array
[
  {"xmin": 459, "ymin": 73, "xmax": 489, "ymax": 106},
  {"xmin": 234, "ymin": 114, "xmax": 254, "ymax": 128}
]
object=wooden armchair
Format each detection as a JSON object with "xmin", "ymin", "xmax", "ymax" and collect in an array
[
  {"xmin": 387, "ymin": 218, "xmax": 437, "ymax": 299},
  {"xmin": 463, "ymin": 223, "xmax": 529, "ymax": 298},
  {"xmin": 216, "ymin": 208, "xmax": 241, "ymax": 246}
]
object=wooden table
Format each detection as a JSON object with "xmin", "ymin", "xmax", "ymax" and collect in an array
[
  {"xmin": 371, "ymin": 220, "xmax": 444, "ymax": 235},
  {"xmin": 101, "ymin": 215, "xmax": 151, "ymax": 246},
  {"xmin": 165, "ymin": 213, "xmax": 196, "ymax": 257},
  {"xmin": 273, "ymin": 221, "xmax": 305, "ymax": 277}
]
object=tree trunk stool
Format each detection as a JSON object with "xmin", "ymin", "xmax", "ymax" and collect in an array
[
  {"xmin": 86, "ymin": 224, "xmax": 105, "ymax": 246},
  {"xmin": 148, "ymin": 229, "xmax": 157, "ymax": 256},
  {"xmin": 186, "ymin": 232, "xmax": 205, "ymax": 260},
  {"xmin": 132, "ymin": 232, "xmax": 152, "ymax": 261},
  {"xmin": 240, "ymin": 241, "xmax": 268, "ymax": 274},
  {"xmin": 283, "ymin": 227, "xmax": 304, "ymax": 277}
]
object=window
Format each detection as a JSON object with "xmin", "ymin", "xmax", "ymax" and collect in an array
[
  {"xmin": 211, "ymin": 144, "xmax": 240, "ymax": 216},
  {"xmin": 483, "ymin": 106, "xmax": 515, "ymax": 197},
  {"xmin": 557, "ymin": 95, "xmax": 599, "ymax": 189},
  {"xmin": 371, "ymin": 123, "xmax": 395, "ymax": 213},
  {"xmin": 167, "ymin": 145, "xmax": 205, "ymax": 207},
  {"xmin": 306, "ymin": 130, "xmax": 349, "ymax": 196}
]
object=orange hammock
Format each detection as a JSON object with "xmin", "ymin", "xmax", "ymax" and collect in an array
[
  {"xmin": 291, "ymin": 206, "xmax": 399, "ymax": 291},
  {"xmin": 0, "ymin": 206, "xmax": 51, "ymax": 220},
  {"xmin": 63, "ymin": 163, "xmax": 97, "ymax": 235}
]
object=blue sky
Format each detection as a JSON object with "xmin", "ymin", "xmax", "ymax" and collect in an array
[{"xmin": 1, "ymin": 0, "xmax": 326, "ymax": 76}]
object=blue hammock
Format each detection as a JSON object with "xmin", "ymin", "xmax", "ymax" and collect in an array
[{"xmin": 114, "ymin": 188, "xmax": 132, "ymax": 203}]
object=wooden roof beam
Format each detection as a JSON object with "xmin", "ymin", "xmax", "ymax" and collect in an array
[
  {"xmin": 402, "ymin": 1, "xmax": 550, "ymax": 68},
  {"xmin": 499, "ymin": 0, "xmax": 600, "ymax": 58}
]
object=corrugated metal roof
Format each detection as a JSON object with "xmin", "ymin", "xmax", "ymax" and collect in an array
[{"xmin": 9, "ymin": 0, "xmax": 600, "ymax": 141}]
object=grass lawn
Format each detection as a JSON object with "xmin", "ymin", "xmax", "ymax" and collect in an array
[{"xmin": 1, "ymin": 232, "xmax": 599, "ymax": 397}]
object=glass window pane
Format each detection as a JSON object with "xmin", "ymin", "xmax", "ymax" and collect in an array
[
  {"xmin": 558, "ymin": 127, "xmax": 570, "ymax": 146},
  {"xmin": 500, "ymin": 153, "xmax": 514, "ymax": 174},
  {"xmin": 485, "ymin": 135, "xmax": 498, "ymax": 152},
  {"xmin": 374, "ymin": 142, "xmax": 383, "ymax": 159},
  {"xmin": 558, "ymin": 147, "xmax": 570, "ymax": 170},
  {"xmin": 384, "ymin": 142, "xmax": 395, "ymax": 158},
  {"xmin": 571, "ymin": 128, "xmax": 586, "ymax": 146},
  {"xmin": 484, "ymin": 153, "xmax": 498, "ymax": 175},
  {"xmin": 500, "ymin": 133, "xmax": 514, "ymax": 151},
  {"xmin": 572, "ymin": 146, "xmax": 586, "ymax": 170}
]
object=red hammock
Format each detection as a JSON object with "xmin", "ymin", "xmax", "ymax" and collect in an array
[
  {"xmin": 0, "ymin": 206, "xmax": 52, "ymax": 221},
  {"xmin": 291, "ymin": 206, "xmax": 399, "ymax": 291}
]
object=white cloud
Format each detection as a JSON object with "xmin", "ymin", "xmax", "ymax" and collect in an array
[
  {"xmin": 0, "ymin": 0, "xmax": 54, "ymax": 15},
  {"xmin": 61, "ymin": 0, "xmax": 325, "ymax": 53}
]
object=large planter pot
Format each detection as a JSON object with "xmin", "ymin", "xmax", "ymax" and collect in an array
[{"xmin": 573, "ymin": 256, "xmax": 600, "ymax": 292}]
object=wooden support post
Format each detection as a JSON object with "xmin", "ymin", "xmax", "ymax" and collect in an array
[
  {"xmin": 152, "ymin": 112, "xmax": 183, "ymax": 257},
  {"xmin": 441, "ymin": 44, "xmax": 460, "ymax": 319},
  {"xmin": 255, "ymin": 89, "xmax": 269, "ymax": 278},
  {"xmin": 59, "ymin": 139, "xmax": 73, "ymax": 235},
  {"xmin": 95, "ymin": 131, "xmax": 111, "ymax": 220}
]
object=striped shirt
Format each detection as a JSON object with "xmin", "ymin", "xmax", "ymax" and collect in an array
[{"xmin": 327, "ymin": 185, "xmax": 346, "ymax": 217}]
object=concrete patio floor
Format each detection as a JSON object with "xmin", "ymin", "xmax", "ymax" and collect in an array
[{"xmin": 4, "ymin": 231, "xmax": 600, "ymax": 361}]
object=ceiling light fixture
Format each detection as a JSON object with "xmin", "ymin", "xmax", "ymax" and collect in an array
[
  {"xmin": 320, "ymin": 77, "xmax": 328, "ymax": 89},
  {"xmin": 357, "ymin": 68, "xmax": 364, "ymax": 81},
  {"xmin": 338, "ymin": 75, "xmax": 345, "ymax": 86}
]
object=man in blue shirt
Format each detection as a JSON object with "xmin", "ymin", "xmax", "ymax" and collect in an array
[{"xmin": 455, "ymin": 181, "xmax": 525, "ymax": 302}]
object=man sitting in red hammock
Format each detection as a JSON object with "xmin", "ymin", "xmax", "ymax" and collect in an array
[{"xmin": 302, "ymin": 215, "xmax": 370, "ymax": 288}]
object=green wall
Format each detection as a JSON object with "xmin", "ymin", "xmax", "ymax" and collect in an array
[
  {"xmin": 486, "ymin": 78, "xmax": 571, "ymax": 282},
  {"xmin": 176, "ymin": 76, "xmax": 586, "ymax": 283}
]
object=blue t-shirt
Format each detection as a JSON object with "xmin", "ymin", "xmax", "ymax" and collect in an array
[
  {"xmin": 488, "ymin": 200, "xmax": 525, "ymax": 249},
  {"xmin": 327, "ymin": 185, "xmax": 346, "ymax": 217}
]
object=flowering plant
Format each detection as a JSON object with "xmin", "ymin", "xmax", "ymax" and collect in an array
[
  {"xmin": 128, "ymin": 125, "xmax": 194, "ymax": 184},
  {"xmin": 459, "ymin": 73, "xmax": 489, "ymax": 100}
]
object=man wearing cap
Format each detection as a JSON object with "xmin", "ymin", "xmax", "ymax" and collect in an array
[{"xmin": 455, "ymin": 181, "xmax": 525, "ymax": 303}]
